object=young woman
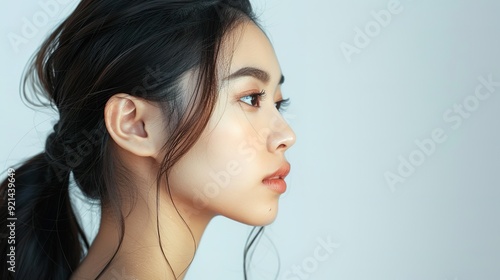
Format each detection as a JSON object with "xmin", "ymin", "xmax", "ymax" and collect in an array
[{"xmin": 0, "ymin": 0, "xmax": 295, "ymax": 279}]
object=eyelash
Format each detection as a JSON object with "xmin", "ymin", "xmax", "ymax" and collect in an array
[
  {"xmin": 276, "ymin": 98, "xmax": 290, "ymax": 112},
  {"xmin": 239, "ymin": 90, "xmax": 290, "ymax": 112}
]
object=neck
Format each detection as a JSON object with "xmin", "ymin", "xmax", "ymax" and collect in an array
[{"xmin": 73, "ymin": 183, "xmax": 213, "ymax": 280}]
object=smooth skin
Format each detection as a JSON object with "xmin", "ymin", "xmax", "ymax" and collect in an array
[{"xmin": 72, "ymin": 20, "xmax": 295, "ymax": 280}]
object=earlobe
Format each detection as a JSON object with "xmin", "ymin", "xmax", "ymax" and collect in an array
[{"xmin": 104, "ymin": 93, "xmax": 164, "ymax": 157}]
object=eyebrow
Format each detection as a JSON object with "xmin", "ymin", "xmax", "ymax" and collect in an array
[{"xmin": 224, "ymin": 66, "xmax": 285, "ymax": 85}]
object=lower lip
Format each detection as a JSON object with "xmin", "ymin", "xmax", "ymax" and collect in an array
[{"xmin": 262, "ymin": 178, "xmax": 287, "ymax": 194}]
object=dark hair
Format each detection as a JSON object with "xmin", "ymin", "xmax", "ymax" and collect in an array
[{"xmin": 0, "ymin": 1, "xmax": 265, "ymax": 279}]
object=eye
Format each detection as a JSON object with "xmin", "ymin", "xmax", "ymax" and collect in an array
[
  {"xmin": 239, "ymin": 90, "xmax": 266, "ymax": 108},
  {"xmin": 275, "ymin": 98, "xmax": 290, "ymax": 112}
]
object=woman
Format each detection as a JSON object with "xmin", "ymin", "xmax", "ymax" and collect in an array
[{"xmin": 0, "ymin": 0, "xmax": 295, "ymax": 279}]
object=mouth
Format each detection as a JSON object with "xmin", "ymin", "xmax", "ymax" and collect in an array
[{"xmin": 262, "ymin": 162, "xmax": 291, "ymax": 194}]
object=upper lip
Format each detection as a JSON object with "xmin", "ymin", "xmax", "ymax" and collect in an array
[{"xmin": 263, "ymin": 162, "xmax": 291, "ymax": 180}]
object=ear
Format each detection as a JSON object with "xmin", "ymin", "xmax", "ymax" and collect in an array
[{"xmin": 104, "ymin": 93, "xmax": 165, "ymax": 158}]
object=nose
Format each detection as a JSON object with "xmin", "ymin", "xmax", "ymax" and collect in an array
[{"xmin": 267, "ymin": 113, "xmax": 296, "ymax": 153}]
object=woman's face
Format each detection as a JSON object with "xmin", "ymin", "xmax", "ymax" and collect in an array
[{"xmin": 169, "ymin": 21, "xmax": 296, "ymax": 226}]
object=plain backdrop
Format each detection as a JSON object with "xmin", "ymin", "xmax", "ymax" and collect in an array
[{"xmin": 1, "ymin": 1, "xmax": 500, "ymax": 279}]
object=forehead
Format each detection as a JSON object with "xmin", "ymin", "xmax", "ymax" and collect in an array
[{"xmin": 221, "ymin": 21, "xmax": 281, "ymax": 84}]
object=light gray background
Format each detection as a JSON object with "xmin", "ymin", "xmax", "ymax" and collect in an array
[{"xmin": 1, "ymin": 1, "xmax": 499, "ymax": 279}]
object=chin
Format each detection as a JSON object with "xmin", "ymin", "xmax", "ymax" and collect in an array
[{"xmin": 223, "ymin": 204, "xmax": 280, "ymax": 226}]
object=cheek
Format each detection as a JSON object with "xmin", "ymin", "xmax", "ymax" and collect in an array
[
  {"xmin": 167, "ymin": 107, "xmax": 250, "ymax": 203},
  {"xmin": 181, "ymin": 108, "xmax": 258, "ymax": 196},
  {"xmin": 167, "ymin": 106, "xmax": 279, "ymax": 225},
  {"xmin": 201, "ymin": 105, "xmax": 273, "ymax": 192}
]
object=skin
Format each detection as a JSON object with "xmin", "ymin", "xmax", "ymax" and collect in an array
[{"xmin": 72, "ymin": 20, "xmax": 295, "ymax": 280}]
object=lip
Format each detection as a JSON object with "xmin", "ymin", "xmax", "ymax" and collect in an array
[{"xmin": 262, "ymin": 162, "xmax": 291, "ymax": 194}]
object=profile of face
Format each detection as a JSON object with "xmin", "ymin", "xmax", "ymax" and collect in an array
[
  {"xmin": 167, "ymin": 21, "xmax": 296, "ymax": 226},
  {"xmin": 4, "ymin": 3, "xmax": 295, "ymax": 278}
]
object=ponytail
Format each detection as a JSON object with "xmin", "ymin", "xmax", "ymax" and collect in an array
[{"xmin": 1, "ymin": 131, "xmax": 88, "ymax": 279}]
